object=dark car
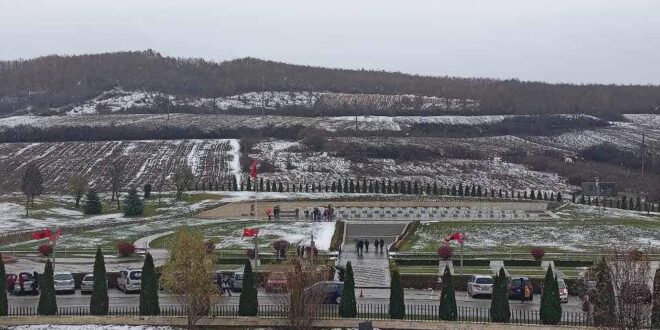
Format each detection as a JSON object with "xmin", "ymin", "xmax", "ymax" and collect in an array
[
  {"xmin": 508, "ymin": 277, "xmax": 533, "ymax": 301},
  {"xmin": 305, "ymin": 281, "xmax": 344, "ymax": 304},
  {"xmin": 623, "ymin": 283, "xmax": 652, "ymax": 304}
]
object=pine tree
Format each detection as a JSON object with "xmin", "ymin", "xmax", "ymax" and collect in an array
[
  {"xmin": 458, "ymin": 183, "xmax": 463, "ymax": 196},
  {"xmin": 0, "ymin": 253, "xmax": 7, "ymax": 316},
  {"xmin": 557, "ymin": 192, "xmax": 563, "ymax": 202},
  {"xmin": 123, "ymin": 187, "xmax": 144, "ymax": 216},
  {"xmin": 38, "ymin": 259, "xmax": 57, "ymax": 315},
  {"xmin": 90, "ymin": 247, "xmax": 108, "ymax": 315},
  {"xmin": 465, "ymin": 185, "xmax": 470, "ymax": 196},
  {"xmin": 83, "ymin": 190, "xmax": 102, "ymax": 215},
  {"xmin": 389, "ymin": 268, "xmax": 405, "ymax": 319},
  {"xmin": 653, "ymin": 269, "xmax": 660, "ymax": 328},
  {"xmin": 452, "ymin": 185, "xmax": 457, "ymax": 196},
  {"xmin": 339, "ymin": 261, "xmax": 357, "ymax": 317},
  {"xmin": 239, "ymin": 259, "xmax": 258, "ymax": 316},
  {"xmin": 530, "ymin": 190, "xmax": 536, "ymax": 200},
  {"xmin": 433, "ymin": 182, "xmax": 438, "ymax": 195},
  {"xmin": 140, "ymin": 253, "xmax": 160, "ymax": 315},
  {"xmin": 490, "ymin": 267, "xmax": 510, "ymax": 323},
  {"xmin": 571, "ymin": 194, "xmax": 576, "ymax": 203},
  {"xmin": 331, "ymin": 182, "xmax": 336, "ymax": 192},
  {"xmin": 540, "ymin": 265, "xmax": 562, "ymax": 325},
  {"xmin": 438, "ymin": 266, "xmax": 457, "ymax": 321}
]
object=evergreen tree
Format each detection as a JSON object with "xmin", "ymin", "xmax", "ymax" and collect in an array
[
  {"xmin": 458, "ymin": 183, "xmax": 463, "ymax": 196},
  {"xmin": 654, "ymin": 269, "xmax": 660, "ymax": 328},
  {"xmin": 381, "ymin": 179, "xmax": 386, "ymax": 193},
  {"xmin": 389, "ymin": 268, "xmax": 405, "ymax": 319},
  {"xmin": 90, "ymin": 247, "xmax": 108, "ymax": 315},
  {"xmin": 464, "ymin": 185, "xmax": 470, "ymax": 196},
  {"xmin": 387, "ymin": 180, "xmax": 392, "ymax": 194},
  {"xmin": 571, "ymin": 194, "xmax": 576, "ymax": 203},
  {"xmin": 143, "ymin": 183, "xmax": 152, "ymax": 199},
  {"xmin": 246, "ymin": 178, "xmax": 252, "ymax": 191},
  {"xmin": 524, "ymin": 191, "xmax": 528, "ymax": 199},
  {"xmin": 580, "ymin": 195, "xmax": 586, "ymax": 204},
  {"xmin": 629, "ymin": 197, "xmax": 634, "ymax": 210},
  {"xmin": 140, "ymin": 253, "xmax": 160, "ymax": 315},
  {"xmin": 0, "ymin": 253, "xmax": 7, "ymax": 316},
  {"xmin": 83, "ymin": 190, "xmax": 102, "ymax": 215},
  {"xmin": 636, "ymin": 195, "xmax": 641, "ymax": 211},
  {"xmin": 530, "ymin": 190, "xmax": 536, "ymax": 200},
  {"xmin": 587, "ymin": 196, "xmax": 592, "ymax": 205},
  {"xmin": 239, "ymin": 259, "xmax": 258, "ymax": 316},
  {"xmin": 393, "ymin": 182, "xmax": 398, "ymax": 194},
  {"xmin": 539, "ymin": 265, "xmax": 562, "ymax": 325},
  {"xmin": 344, "ymin": 179, "xmax": 349, "ymax": 193},
  {"xmin": 438, "ymin": 266, "xmax": 457, "ymax": 321},
  {"xmin": 452, "ymin": 185, "xmax": 457, "ymax": 196},
  {"xmin": 557, "ymin": 192, "xmax": 562, "ymax": 202},
  {"xmin": 339, "ymin": 261, "xmax": 357, "ymax": 318},
  {"xmin": 123, "ymin": 187, "xmax": 144, "ymax": 216},
  {"xmin": 337, "ymin": 180, "xmax": 342, "ymax": 192},
  {"xmin": 331, "ymin": 182, "xmax": 336, "ymax": 192},
  {"xmin": 621, "ymin": 196, "xmax": 627, "ymax": 209},
  {"xmin": 259, "ymin": 178, "xmax": 264, "ymax": 192},
  {"xmin": 407, "ymin": 181, "xmax": 412, "ymax": 194},
  {"xmin": 413, "ymin": 181, "xmax": 419, "ymax": 195},
  {"xmin": 38, "ymin": 259, "xmax": 57, "ymax": 315},
  {"xmin": 425, "ymin": 183, "xmax": 431, "ymax": 195},
  {"xmin": 477, "ymin": 185, "xmax": 482, "ymax": 197},
  {"xmin": 616, "ymin": 199, "xmax": 621, "ymax": 208},
  {"xmin": 350, "ymin": 179, "xmax": 355, "ymax": 193},
  {"xmin": 498, "ymin": 189, "xmax": 503, "ymax": 198},
  {"xmin": 544, "ymin": 192, "xmax": 548, "ymax": 200},
  {"xmin": 433, "ymin": 182, "xmax": 438, "ymax": 195},
  {"xmin": 369, "ymin": 181, "xmax": 374, "ymax": 193},
  {"xmin": 232, "ymin": 176, "xmax": 238, "ymax": 191},
  {"xmin": 278, "ymin": 182, "xmax": 283, "ymax": 192},
  {"xmin": 362, "ymin": 178, "xmax": 367, "ymax": 193},
  {"xmin": 592, "ymin": 258, "xmax": 616, "ymax": 326},
  {"xmin": 471, "ymin": 184, "xmax": 477, "ymax": 197},
  {"xmin": 490, "ymin": 267, "xmax": 510, "ymax": 323}
]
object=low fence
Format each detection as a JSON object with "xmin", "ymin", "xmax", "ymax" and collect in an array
[{"xmin": 7, "ymin": 304, "xmax": 591, "ymax": 327}]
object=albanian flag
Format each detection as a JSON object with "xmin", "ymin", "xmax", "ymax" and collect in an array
[
  {"xmin": 31, "ymin": 229, "xmax": 52, "ymax": 240},
  {"xmin": 250, "ymin": 160, "xmax": 258, "ymax": 178},
  {"xmin": 445, "ymin": 232, "xmax": 465, "ymax": 244}
]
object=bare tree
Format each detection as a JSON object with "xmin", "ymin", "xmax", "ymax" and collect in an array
[
  {"xmin": 266, "ymin": 257, "xmax": 332, "ymax": 330},
  {"xmin": 608, "ymin": 248, "xmax": 652, "ymax": 329},
  {"xmin": 21, "ymin": 163, "xmax": 44, "ymax": 217},
  {"xmin": 160, "ymin": 228, "xmax": 217, "ymax": 329},
  {"xmin": 109, "ymin": 158, "xmax": 125, "ymax": 209},
  {"xmin": 173, "ymin": 162, "xmax": 194, "ymax": 199},
  {"xmin": 68, "ymin": 174, "xmax": 88, "ymax": 208}
]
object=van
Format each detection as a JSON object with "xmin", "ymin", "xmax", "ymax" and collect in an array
[{"xmin": 117, "ymin": 268, "xmax": 142, "ymax": 293}]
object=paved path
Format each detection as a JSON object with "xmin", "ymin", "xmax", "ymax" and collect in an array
[{"xmin": 337, "ymin": 221, "xmax": 408, "ymax": 288}]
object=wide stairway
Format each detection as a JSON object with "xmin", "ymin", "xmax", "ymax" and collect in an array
[{"xmin": 338, "ymin": 221, "xmax": 408, "ymax": 288}]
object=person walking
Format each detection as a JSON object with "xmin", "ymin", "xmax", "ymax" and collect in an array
[
  {"xmin": 221, "ymin": 275, "xmax": 232, "ymax": 296},
  {"xmin": 32, "ymin": 271, "xmax": 39, "ymax": 292},
  {"xmin": 373, "ymin": 239, "xmax": 379, "ymax": 252},
  {"xmin": 519, "ymin": 278, "xmax": 526, "ymax": 303},
  {"xmin": 379, "ymin": 238, "xmax": 385, "ymax": 252},
  {"xmin": 364, "ymin": 239, "xmax": 370, "ymax": 252},
  {"xmin": 357, "ymin": 239, "xmax": 364, "ymax": 255}
]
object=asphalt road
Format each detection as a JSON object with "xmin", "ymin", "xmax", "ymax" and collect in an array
[{"xmin": 7, "ymin": 288, "xmax": 583, "ymax": 313}]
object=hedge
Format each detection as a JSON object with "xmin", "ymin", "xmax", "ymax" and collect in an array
[
  {"xmin": 452, "ymin": 259, "xmax": 490, "ymax": 266},
  {"xmin": 329, "ymin": 220, "xmax": 345, "ymax": 251},
  {"xmin": 503, "ymin": 260, "xmax": 542, "ymax": 267},
  {"xmin": 394, "ymin": 259, "xmax": 439, "ymax": 266},
  {"xmin": 553, "ymin": 260, "xmax": 593, "ymax": 267}
]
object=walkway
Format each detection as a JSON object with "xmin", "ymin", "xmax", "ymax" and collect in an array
[{"xmin": 337, "ymin": 221, "xmax": 408, "ymax": 288}]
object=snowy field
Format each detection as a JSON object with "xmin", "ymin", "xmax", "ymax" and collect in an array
[
  {"xmin": 0, "ymin": 139, "xmax": 239, "ymax": 192},
  {"xmin": 8, "ymin": 326, "xmax": 175, "ymax": 330},
  {"xmin": 57, "ymin": 88, "xmax": 478, "ymax": 115}
]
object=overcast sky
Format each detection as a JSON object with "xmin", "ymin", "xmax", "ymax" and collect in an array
[{"xmin": 1, "ymin": 0, "xmax": 659, "ymax": 85}]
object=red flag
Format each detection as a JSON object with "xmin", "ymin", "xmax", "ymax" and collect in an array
[
  {"xmin": 446, "ymin": 232, "xmax": 465, "ymax": 243},
  {"xmin": 31, "ymin": 229, "xmax": 52, "ymax": 240},
  {"xmin": 250, "ymin": 160, "xmax": 257, "ymax": 178},
  {"xmin": 243, "ymin": 228, "xmax": 259, "ymax": 237}
]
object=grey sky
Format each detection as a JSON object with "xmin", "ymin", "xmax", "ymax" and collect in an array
[{"xmin": 1, "ymin": 0, "xmax": 659, "ymax": 84}]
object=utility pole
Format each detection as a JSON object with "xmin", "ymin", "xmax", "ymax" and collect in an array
[{"xmin": 595, "ymin": 176, "xmax": 602, "ymax": 218}]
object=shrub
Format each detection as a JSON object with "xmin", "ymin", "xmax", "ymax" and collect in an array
[
  {"xmin": 143, "ymin": 184, "xmax": 152, "ymax": 199},
  {"xmin": 37, "ymin": 244, "xmax": 53, "ymax": 256},
  {"xmin": 204, "ymin": 240, "xmax": 215, "ymax": 254},
  {"xmin": 438, "ymin": 245, "xmax": 452, "ymax": 260},
  {"xmin": 116, "ymin": 242, "xmax": 136, "ymax": 257},
  {"xmin": 531, "ymin": 247, "xmax": 545, "ymax": 260}
]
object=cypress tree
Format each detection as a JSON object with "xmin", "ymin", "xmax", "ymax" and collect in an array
[
  {"xmin": 464, "ymin": 185, "xmax": 470, "ymax": 196},
  {"xmin": 344, "ymin": 179, "xmax": 349, "ymax": 193},
  {"xmin": 83, "ymin": 190, "xmax": 102, "ymax": 215},
  {"xmin": 374, "ymin": 181, "xmax": 380, "ymax": 193},
  {"xmin": 413, "ymin": 181, "xmax": 419, "ymax": 195},
  {"xmin": 389, "ymin": 267, "xmax": 405, "ymax": 319},
  {"xmin": 433, "ymin": 182, "xmax": 438, "ymax": 195},
  {"xmin": 362, "ymin": 178, "xmax": 367, "ymax": 193},
  {"xmin": 592, "ymin": 258, "xmax": 616, "ymax": 326},
  {"xmin": 452, "ymin": 185, "xmax": 457, "ymax": 196},
  {"xmin": 498, "ymin": 189, "xmax": 503, "ymax": 198},
  {"xmin": 425, "ymin": 183, "xmax": 431, "ymax": 195},
  {"xmin": 369, "ymin": 181, "xmax": 374, "ymax": 193},
  {"xmin": 557, "ymin": 192, "xmax": 562, "ymax": 202},
  {"xmin": 278, "ymin": 182, "xmax": 283, "ymax": 192},
  {"xmin": 232, "ymin": 176, "xmax": 238, "ymax": 191},
  {"xmin": 636, "ymin": 196, "xmax": 641, "ymax": 211},
  {"xmin": 381, "ymin": 179, "xmax": 386, "ymax": 193},
  {"xmin": 544, "ymin": 192, "xmax": 548, "ymax": 200},
  {"xmin": 0, "ymin": 253, "xmax": 7, "ymax": 316},
  {"xmin": 123, "ymin": 187, "xmax": 144, "ymax": 216},
  {"xmin": 239, "ymin": 259, "xmax": 258, "ymax": 316},
  {"xmin": 140, "ymin": 253, "xmax": 160, "ymax": 315},
  {"xmin": 580, "ymin": 195, "xmax": 586, "ymax": 204},
  {"xmin": 524, "ymin": 191, "xmax": 528, "ymax": 199},
  {"xmin": 490, "ymin": 267, "xmax": 510, "ymax": 323},
  {"xmin": 438, "ymin": 266, "xmax": 457, "ymax": 321},
  {"xmin": 458, "ymin": 183, "xmax": 463, "ymax": 196},
  {"xmin": 540, "ymin": 265, "xmax": 562, "ymax": 325},
  {"xmin": 477, "ymin": 186, "xmax": 482, "ymax": 197},
  {"xmin": 38, "ymin": 259, "xmax": 57, "ymax": 315},
  {"xmin": 621, "ymin": 196, "xmax": 627, "ymax": 209},
  {"xmin": 90, "ymin": 247, "xmax": 108, "ymax": 315},
  {"xmin": 259, "ymin": 178, "xmax": 264, "ymax": 192},
  {"xmin": 471, "ymin": 184, "xmax": 477, "ymax": 197},
  {"xmin": 653, "ymin": 268, "xmax": 660, "ymax": 328},
  {"xmin": 393, "ymin": 182, "xmax": 398, "ymax": 194},
  {"xmin": 339, "ymin": 261, "xmax": 357, "ymax": 317},
  {"xmin": 629, "ymin": 197, "xmax": 634, "ymax": 210},
  {"xmin": 571, "ymin": 194, "xmax": 576, "ymax": 203},
  {"xmin": 387, "ymin": 180, "xmax": 392, "ymax": 194},
  {"xmin": 246, "ymin": 178, "xmax": 252, "ymax": 191},
  {"xmin": 530, "ymin": 190, "xmax": 536, "ymax": 200},
  {"xmin": 331, "ymin": 182, "xmax": 336, "ymax": 192}
]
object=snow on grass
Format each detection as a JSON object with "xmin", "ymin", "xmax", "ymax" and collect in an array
[
  {"xmin": 406, "ymin": 220, "xmax": 660, "ymax": 253},
  {"xmin": 207, "ymin": 221, "xmax": 336, "ymax": 250},
  {"xmin": 9, "ymin": 325, "xmax": 175, "ymax": 330}
]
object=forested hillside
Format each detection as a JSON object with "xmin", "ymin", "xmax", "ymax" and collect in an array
[{"xmin": 1, "ymin": 50, "xmax": 659, "ymax": 118}]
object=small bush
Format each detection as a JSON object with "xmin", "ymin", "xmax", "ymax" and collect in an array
[
  {"xmin": 531, "ymin": 247, "xmax": 545, "ymax": 260},
  {"xmin": 272, "ymin": 239, "xmax": 290, "ymax": 258},
  {"xmin": 438, "ymin": 245, "xmax": 452, "ymax": 260},
  {"xmin": 503, "ymin": 260, "xmax": 542, "ymax": 267},
  {"xmin": 38, "ymin": 244, "xmax": 53, "ymax": 256},
  {"xmin": 116, "ymin": 242, "xmax": 136, "ymax": 257}
]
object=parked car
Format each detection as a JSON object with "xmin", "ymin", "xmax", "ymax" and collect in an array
[
  {"xmin": 232, "ymin": 272, "xmax": 244, "ymax": 292},
  {"xmin": 467, "ymin": 275, "xmax": 494, "ymax": 298},
  {"xmin": 54, "ymin": 272, "xmax": 76, "ymax": 294},
  {"xmin": 264, "ymin": 272, "xmax": 288, "ymax": 293},
  {"xmin": 557, "ymin": 278, "xmax": 569, "ymax": 303},
  {"xmin": 623, "ymin": 282, "xmax": 652, "ymax": 304},
  {"xmin": 508, "ymin": 276, "xmax": 533, "ymax": 301},
  {"xmin": 80, "ymin": 273, "xmax": 109, "ymax": 294},
  {"xmin": 11, "ymin": 272, "xmax": 39, "ymax": 296},
  {"xmin": 305, "ymin": 281, "xmax": 344, "ymax": 304},
  {"xmin": 117, "ymin": 268, "xmax": 142, "ymax": 293}
]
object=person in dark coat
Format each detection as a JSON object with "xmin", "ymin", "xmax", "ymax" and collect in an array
[
  {"xmin": 379, "ymin": 238, "xmax": 385, "ymax": 252},
  {"xmin": 519, "ymin": 278, "xmax": 526, "ymax": 303},
  {"xmin": 373, "ymin": 239, "xmax": 379, "ymax": 252},
  {"xmin": 357, "ymin": 240, "xmax": 364, "ymax": 255},
  {"xmin": 32, "ymin": 271, "xmax": 39, "ymax": 292},
  {"xmin": 364, "ymin": 239, "xmax": 370, "ymax": 252}
]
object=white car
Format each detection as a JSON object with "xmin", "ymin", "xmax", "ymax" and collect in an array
[
  {"xmin": 80, "ymin": 273, "xmax": 108, "ymax": 294},
  {"xmin": 117, "ymin": 268, "xmax": 142, "ymax": 293},
  {"xmin": 467, "ymin": 275, "xmax": 494, "ymax": 298},
  {"xmin": 557, "ymin": 278, "xmax": 569, "ymax": 303},
  {"xmin": 54, "ymin": 272, "xmax": 76, "ymax": 294}
]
